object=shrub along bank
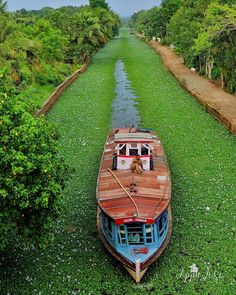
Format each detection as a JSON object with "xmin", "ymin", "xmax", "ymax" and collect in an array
[{"xmin": 1, "ymin": 30, "xmax": 235, "ymax": 294}]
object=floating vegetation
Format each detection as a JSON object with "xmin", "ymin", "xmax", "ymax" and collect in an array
[{"xmin": 1, "ymin": 30, "xmax": 235, "ymax": 295}]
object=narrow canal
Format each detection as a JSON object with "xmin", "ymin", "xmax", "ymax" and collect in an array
[
  {"xmin": 2, "ymin": 29, "xmax": 235, "ymax": 295},
  {"xmin": 111, "ymin": 59, "xmax": 140, "ymax": 128}
]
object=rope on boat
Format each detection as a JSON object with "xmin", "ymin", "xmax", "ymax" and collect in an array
[{"xmin": 108, "ymin": 168, "xmax": 139, "ymax": 217}]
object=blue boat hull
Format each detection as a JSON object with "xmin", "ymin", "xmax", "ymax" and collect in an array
[{"xmin": 97, "ymin": 205, "xmax": 172, "ymax": 282}]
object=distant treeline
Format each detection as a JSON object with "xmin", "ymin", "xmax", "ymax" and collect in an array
[
  {"xmin": 0, "ymin": 0, "xmax": 120, "ymax": 99},
  {"xmin": 131, "ymin": 0, "xmax": 236, "ymax": 94}
]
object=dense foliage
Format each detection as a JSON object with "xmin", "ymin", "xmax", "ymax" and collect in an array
[
  {"xmin": 89, "ymin": 0, "xmax": 109, "ymax": 10},
  {"xmin": 0, "ymin": 0, "xmax": 7, "ymax": 13},
  {"xmin": 193, "ymin": 2, "xmax": 236, "ymax": 92},
  {"xmin": 0, "ymin": 2, "xmax": 120, "ymax": 106},
  {"xmin": 132, "ymin": 0, "xmax": 236, "ymax": 93},
  {"xmin": 0, "ymin": 94, "xmax": 68, "ymax": 250},
  {"xmin": 0, "ymin": 12, "xmax": 72, "ymax": 103}
]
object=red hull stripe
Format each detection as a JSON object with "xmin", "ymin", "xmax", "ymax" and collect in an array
[
  {"xmin": 115, "ymin": 217, "xmax": 154, "ymax": 224},
  {"xmin": 117, "ymin": 155, "xmax": 151, "ymax": 158},
  {"xmin": 115, "ymin": 140, "xmax": 153, "ymax": 143}
]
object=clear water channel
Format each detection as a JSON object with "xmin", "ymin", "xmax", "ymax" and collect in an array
[{"xmin": 111, "ymin": 59, "xmax": 140, "ymax": 128}]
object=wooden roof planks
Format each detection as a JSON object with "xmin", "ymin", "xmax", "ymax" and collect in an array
[{"xmin": 96, "ymin": 128, "xmax": 171, "ymax": 222}]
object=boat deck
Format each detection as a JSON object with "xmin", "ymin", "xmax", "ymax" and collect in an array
[{"xmin": 96, "ymin": 129, "xmax": 171, "ymax": 221}]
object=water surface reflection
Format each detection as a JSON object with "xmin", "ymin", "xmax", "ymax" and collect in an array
[{"xmin": 111, "ymin": 59, "xmax": 140, "ymax": 128}]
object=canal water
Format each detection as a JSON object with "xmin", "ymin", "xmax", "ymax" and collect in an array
[{"xmin": 111, "ymin": 59, "xmax": 140, "ymax": 128}]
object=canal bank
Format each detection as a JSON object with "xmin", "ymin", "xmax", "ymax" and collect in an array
[{"xmin": 149, "ymin": 40, "xmax": 236, "ymax": 136}]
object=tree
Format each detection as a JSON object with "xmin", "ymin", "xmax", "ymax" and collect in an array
[
  {"xmin": 167, "ymin": 7, "xmax": 200, "ymax": 64},
  {"xmin": 131, "ymin": 10, "xmax": 148, "ymax": 35},
  {"xmin": 67, "ymin": 7, "xmax": 119, "ymax": 61},
  {"xmin": 193, "ymin": 2, "xmax": 236, "ymax": 92},
  {"xmin": 22, "ymin": 19, "xmax": 68, "ymax": 63},
  {"xmin": 15, "ymin": 8, "xmax": 29, "ymax": 18},
  {"xmin": 94, "ymin": 8, "xmax": 120, "ymax": 39},
  {"xmin": 167, "ymin": 0, "xmax": 212, "ymax": 65},
  {"xmin": 0, "ymin": 94, "xmax": 68, "ymax": 250},
  {"xmin": 0, "ymin": 14, "xmax": 29, "ymax": 93},
  {"xmin": 219, "ymin": 0, "xmax": 235, "ymax": 5},
  {"xmin": 71, "ymin": 10, "xmax": 106, "ymax": 49},
  {"xmin": 44, "ymin": 5, "xmax": 119, "ymax": 62},
  {"xmin": 0, "ymin": 13, "xmax": 15, "ymax": 43},
  {"xmin": 131, "ymin": 0, "xmax": 181, "ymax": 41},
  {"xmin": 0, "ymin": 0, "xmax": 7, "ymax": 14},
  {"xmin": 160, "ymin": 0, "xmax": 181, "ymax": 40},
  {"xmin": 89, "ymin": 0, "xmax": 109, "ymax": 10}
]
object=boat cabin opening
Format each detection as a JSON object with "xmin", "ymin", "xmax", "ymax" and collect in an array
[
  {"xmin": 100, "ymin": 210, "xmax": 168, "ymax": 248},
  {"xmin": 114, "ymin": 141, "xmax": 154, "ymax": 171}
]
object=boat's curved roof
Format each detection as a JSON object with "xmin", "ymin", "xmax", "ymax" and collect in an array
[
  {"xmin": 96, "ymin": 128, "xmax": 171, "ymax": 223},
  {"xmin": 114, "ymin": 132, "xmax": 153, "ymax": 142}
]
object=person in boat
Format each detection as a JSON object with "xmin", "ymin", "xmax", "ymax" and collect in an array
[
  {"xmin": 134, "ymin": 233, "xmax": 140, "ymax": 243},
  {"xmin": 128, "ymin": 233, "xmax": 134, "ymax": 243},
  {"xmin": 129, "ymin": 125, "xmax": 136, "ymax": 133},
  {"xmin": 130, "ymin": 155, "xmax": 143, "ymax": 174},
  {"xmin": 128, "ymin": 233, "xmax": 140, "ymax": 243}
]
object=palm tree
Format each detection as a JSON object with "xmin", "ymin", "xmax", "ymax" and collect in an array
[
  {"xmin": 94, "ymin": 8, "xmax": 116, "ymax": 39},
  {"xmin": 73, "ymin": 10, "xmax": 107, "ymax": 48},
  {"xmin": 70, "ymin": 7, "xmax": 120, "ymax": 61},
  {"xmin": 0, "ymin": 14, "xmax": 14, "ymax": 43},
  {"xmin": 0, "ymin": 0, "xmax": 7, "ymax": 14},
  {"xmin": 89, "ymin": 0, "xmax": 109, "ymax": 10}
]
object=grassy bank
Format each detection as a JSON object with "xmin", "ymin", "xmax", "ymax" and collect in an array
[
  {"xmin": 16, "ymin": 64, "xmax": 82, "ymax": 109},
  {"xmin": 1, "ymin": 30, "xmax": 235, "ymax": 294},
  {"xmin": 17, "ymin": 84, "xmax": 55, "ymax": 108}
]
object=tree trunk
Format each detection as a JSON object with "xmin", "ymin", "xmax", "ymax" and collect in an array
[
  {"xmin": 220, "ymin": 72, "xmax": 224, "ymax": 88},
  {"xmin": 206, "ymin": 61, "xmax": 213, "ymax": 79},
  {"xmin": 205, "ymin": 56, "xmax": 214, "ymax": 79},
  {"xmin": 205, "ymin": 61, "xmax": 208, "ymax": 77}
]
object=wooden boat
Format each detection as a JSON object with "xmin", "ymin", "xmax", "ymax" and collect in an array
[{"xmin": 96, "ymin": 128, "xmax": 172, "ymax": 283}]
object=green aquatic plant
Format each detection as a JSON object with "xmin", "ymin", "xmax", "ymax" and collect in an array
[{"xmin": 0, "ymin": 29, "xmax": 235, "ymax": 295}]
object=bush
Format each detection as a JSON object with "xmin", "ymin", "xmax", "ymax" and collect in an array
[
  {"xmin": 0, "ymin": 94, "xmax": 68, "ymax": 250},
  {"xmin": 0, "ymin": 66, "xmax": 16, "ymax": 95},
  {"xmin": 53, "ymin": 62, "xmax": 73, "ymax": 77},
  {"xmin": 18, "ymin": 62, "xmax": 33, "ymax": 85},
  {"xmin": 33, "ymin": 62, "xmax": 63, "ymax": 86},
  {"xmin": 211, "ymin": 66, "xmax": 220, "ymax": 80}
]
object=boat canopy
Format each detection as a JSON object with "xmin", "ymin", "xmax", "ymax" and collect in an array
[{"xmin": 114, "ymin": 132, "xmax": 153, "ymax": 142}]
